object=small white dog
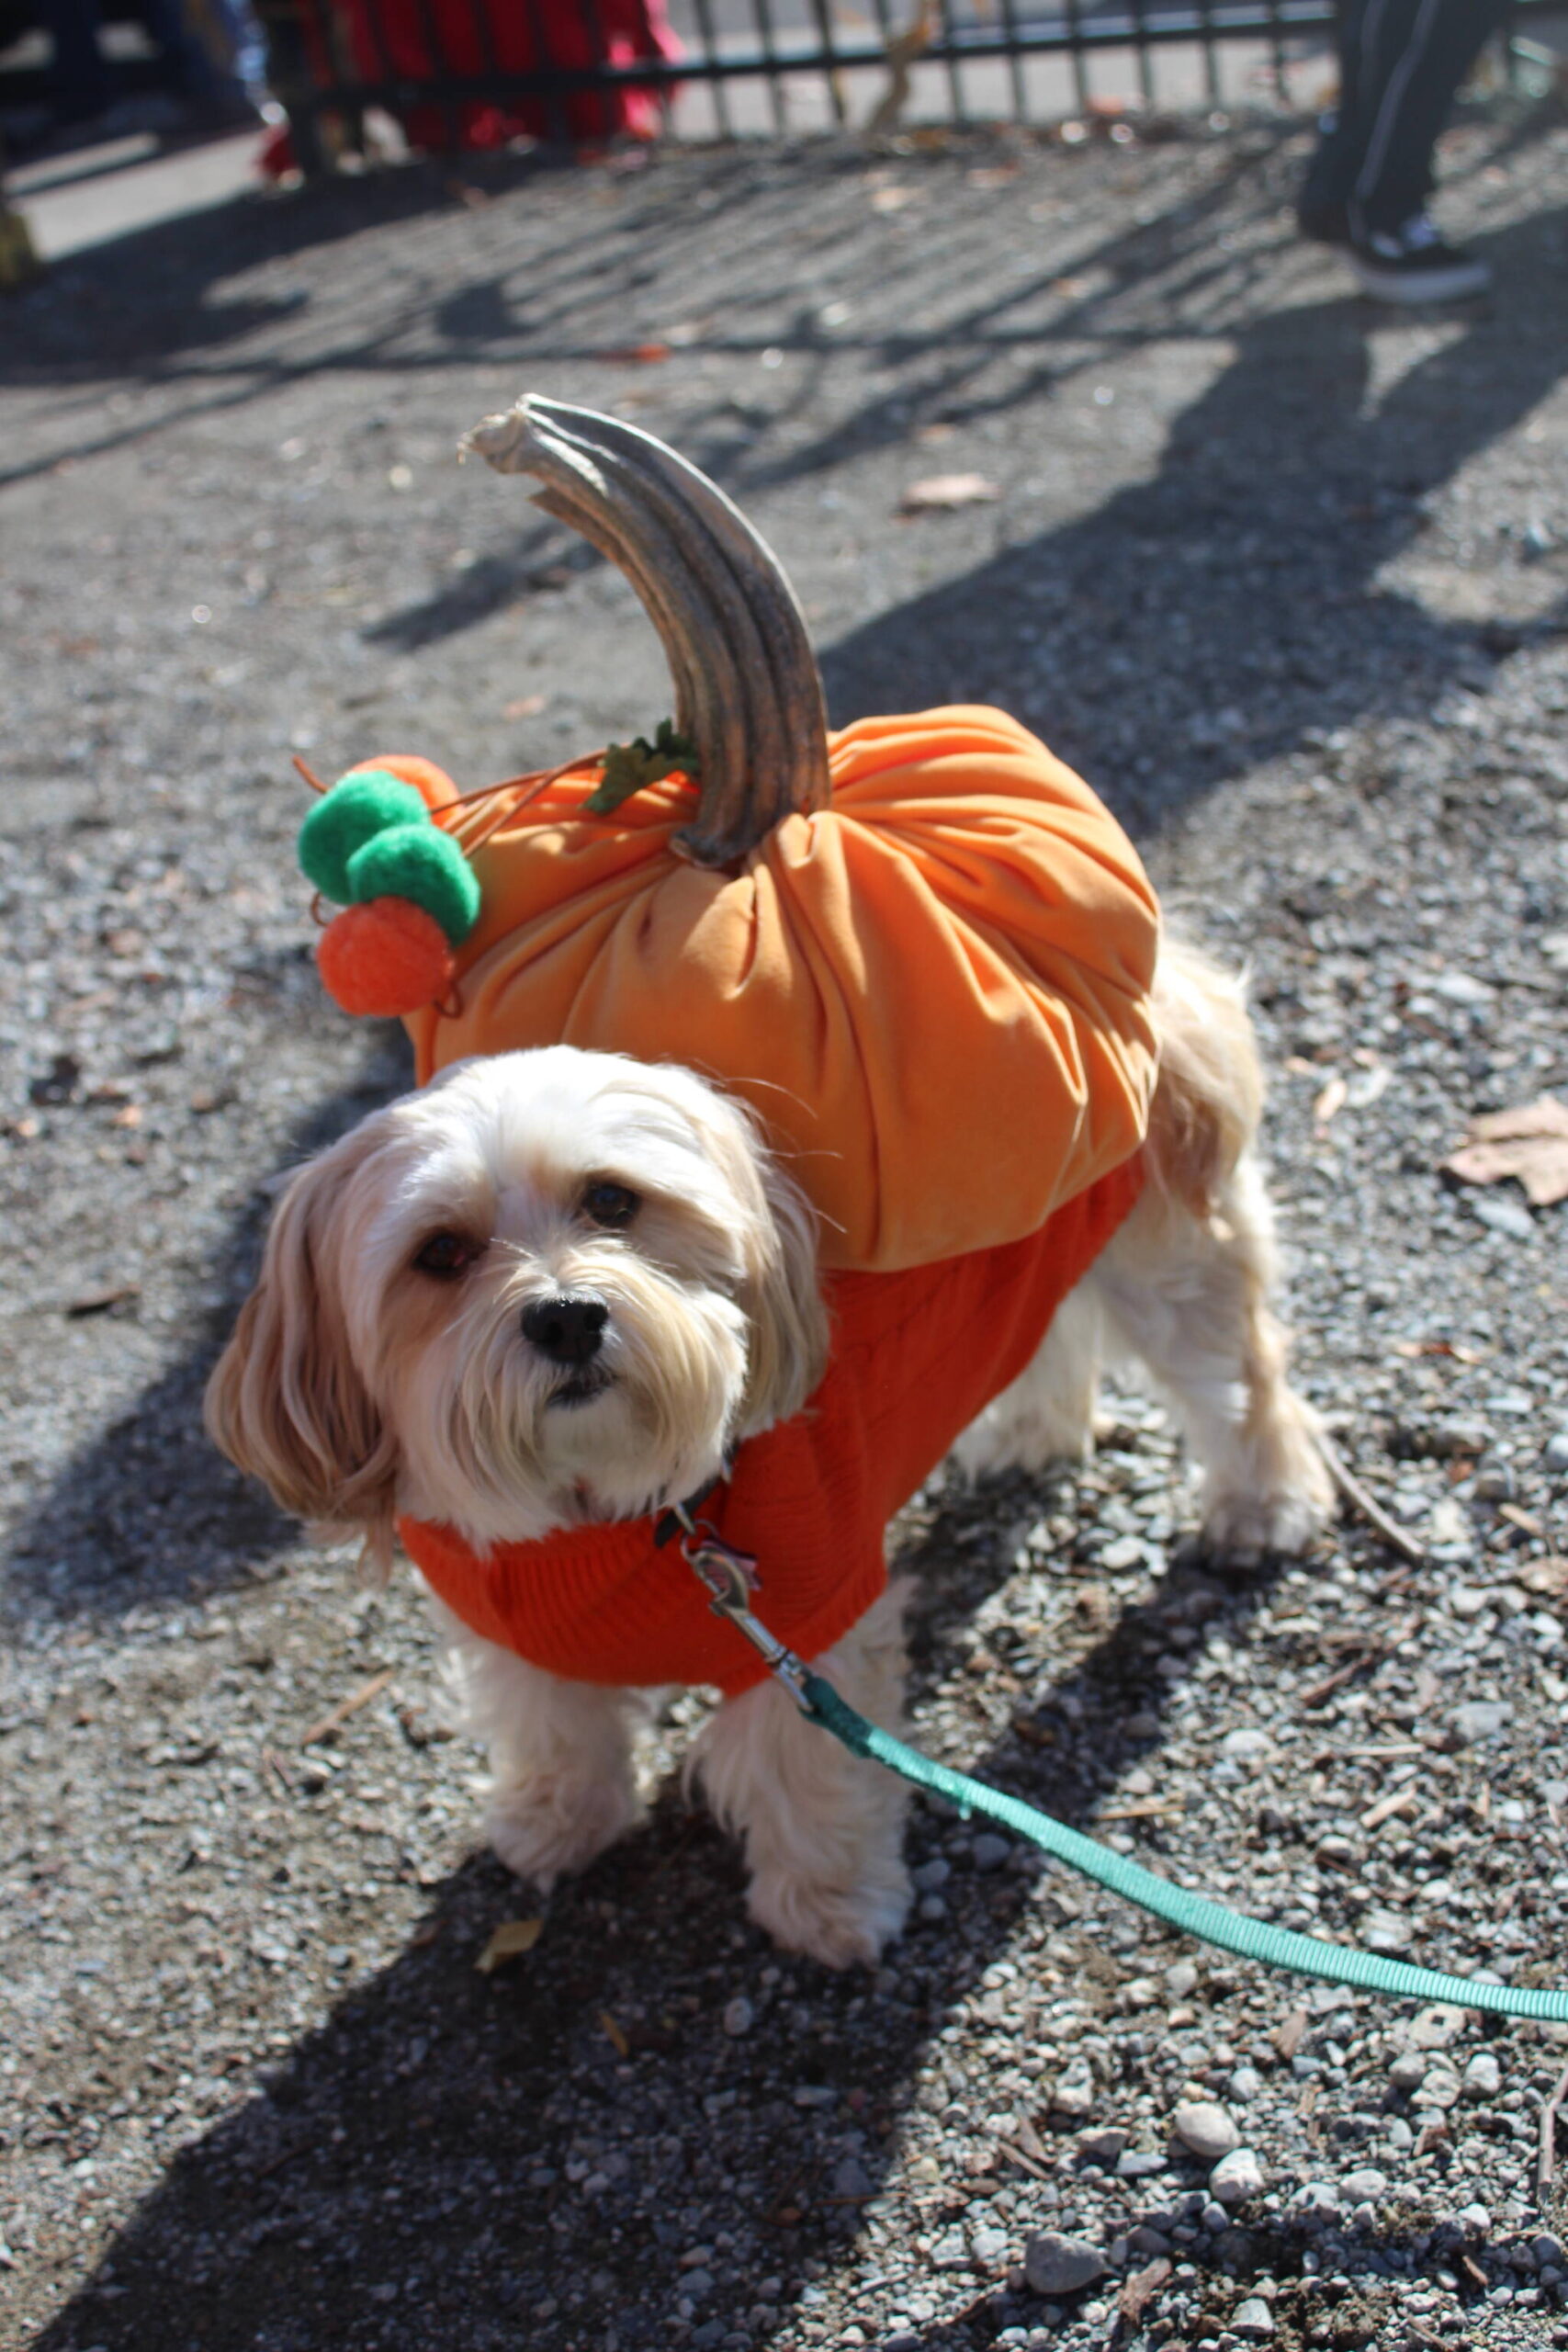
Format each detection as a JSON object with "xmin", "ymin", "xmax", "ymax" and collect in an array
[{"xmin": 208, "ymin": 942, "xmax": 1331, "ymax": 1968}]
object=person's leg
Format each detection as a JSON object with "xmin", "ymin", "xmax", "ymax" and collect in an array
[
  {"xmin": 1299, "ymin": 0, "xmax": 1375, "ymax": 237},
  {"xmin": 1348, "ymin": 0, "xmax": 1506, "ymax": 237},
  {"xmin": 41, "ymin": 0, "xmax": 111, "ymax": 122}
]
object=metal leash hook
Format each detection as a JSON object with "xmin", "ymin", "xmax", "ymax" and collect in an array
[{"xmin": 668, "ymin": 1500, "xmax": 814, "ymax": 1708}]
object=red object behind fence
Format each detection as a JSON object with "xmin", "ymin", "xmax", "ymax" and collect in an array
[{"xmin": 274, "ymin": 0, "xmax": 680, "ymax": 166}]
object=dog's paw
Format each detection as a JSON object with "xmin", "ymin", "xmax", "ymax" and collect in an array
[
  {"xmin": 485, "ymin": 1774, "xmax": 645, "ymax": 1892},
  {"xmin": 747, "ymin": 1859, "xmax": 912, "ymax": 1971},
  {"xmin": 1199, "ymin": 1475, "xmax": 1332, "ymax": 1566}
]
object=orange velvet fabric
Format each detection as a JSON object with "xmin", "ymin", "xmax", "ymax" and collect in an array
[
  {"xmin": 400, "ymin": 708, "xmax": 1159, "ymax": 1272},
  {"xmin": 400, "ymin": 1157, "xmax": 1142, "ymax": 1696}
]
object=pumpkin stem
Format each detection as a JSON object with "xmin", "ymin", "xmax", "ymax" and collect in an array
[{"xmin": 461, "ymin": 396, "xmax": 831, "ymax": 867}]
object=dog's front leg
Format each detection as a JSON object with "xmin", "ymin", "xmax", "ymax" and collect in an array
[
  {"xmin": 435, "ymin": 1609, "xmax": 647, "ymax": 1889},
  {"xmin": 694, "ymin": 1587, "xmax": 913, "ymax": 1969}
]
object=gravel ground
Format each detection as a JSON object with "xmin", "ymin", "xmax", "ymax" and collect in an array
[{"xmin": 5, "ymin": 99, "xmax": 1568, "ymax": 2352}]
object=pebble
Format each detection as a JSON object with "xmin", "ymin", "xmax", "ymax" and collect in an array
[
  {"xmin": 1462, "ymin": 2051, "xmax": 1501, "ymax": 2097},
  {"xmin": 1172, "ymin": 2100, "xmax": 1240, "ymax": 2162},
  {"xmin": 1340, "ymin": 2168, "xmax": 1389, "ymax": 2205},
  {"xmin": 1459, "ymin": 2204, "xmax": 1493, "ymax": 2236},
  {"xmin": 1077, "ymin": 2128, "xmax": 1130, "ymax": 2168},
  {"xmin": 1389, "ymin": 2050, "xmax": 1429, "ymax": 2092},
  {"xmin": 1209, "ymin": 2148, "xmax": 1265, "ymax": 2206},
  {"xmin": 1544, "ymin": 1433, "xmax": 1568, "ymax": 1474},
  {"xmin": 972, "ymin": 1833, "xmax": 1011, "ymax": 1871},
  {"xmin": 1451, "ymin": 1699, "xmax": 1512, "ymax": 1745},
  {"xmin": 1023, "ymin": 2234, "xmax": 1108, "ymax": 2297},
  {"xmin": 1232, "ymin": 2298, "xmax": 1275, "ymax": 2341},
  {"xmin": 833, "ymin": 2156, "xmax": 874, "ymax": 2199},
  {"xmin": 721, "ymin": 1996, "xmax": 753, "ymax": 2037}
]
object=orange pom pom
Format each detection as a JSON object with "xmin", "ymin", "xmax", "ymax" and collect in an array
[
  {"xmin": 317, "ymin": 899, "xmax": 457, "ymax": 1018},
  {"xmin": 344, "ymin": 754, "xmax": 460, "ymax": 814}
]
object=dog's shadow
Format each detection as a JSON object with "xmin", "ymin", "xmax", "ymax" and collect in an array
[{"xmin": 25, "ymin": 1463, "xmax": 1354, "ymax": 2352}]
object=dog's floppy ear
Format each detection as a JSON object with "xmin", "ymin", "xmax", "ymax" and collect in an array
[
  {"xmin": 735, "ymin": 1144, "xmax": 831, "ymax": 1437},
  {"xmin": 206, "ymin": 1122, "xmax": 400, "ymax": 1565},
  {"xmin": 686, "ymin": 1090, "xmax": 829, "ymax": 1438}
]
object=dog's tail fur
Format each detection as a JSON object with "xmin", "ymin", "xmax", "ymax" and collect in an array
[{"xmin": 1140, "ymin": 933, "xmax": 1265, "ymax": 1220}]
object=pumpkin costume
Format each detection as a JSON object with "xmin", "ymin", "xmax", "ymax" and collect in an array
[
  {"xmin": 300, "ymin": 400, "xmax": 1161, "ymax": 1686},
  {"xmin": 402, "ymin": 1159, "xmax": 1142, "ymax": 1694}
]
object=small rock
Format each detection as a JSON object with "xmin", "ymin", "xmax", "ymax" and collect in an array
[
  {"xmin": 1472, "ymin": 1194, "xmax": 1535, "ymax": 1242},
  {"xmin": 1543, "ymin": 1433, "xmax": 1568, "ymax": 1474},
  {"xmin": 1409, "ymin": 2004, "xmax": 1464, "ymax": 2050},
  {"xmin": 1165, "ymin": 1959, "xmax": 1201, "ymax": 2000},
  {"xmin": 1209, "ymin": 2148, "xmax": 1265, "ymax": 2206},
  {"xmin": 722, "ymin": 1996, "xmax": 753, "ymax": 2037},
  {"xmin": 1534, "ymin": 2233, "xmax": 1564, "ymax": 2269},
  {"xmin": 1116, "ymin": 2148, "xmax": 1168, "ymax": 2179},
  {"xmin": 1077, "ymin": 2128, "xmax": 1130, "ymax": 2168},
  {"xmin": 972, "ymin": 1832, "xmax": 1011, "ymax": 1871},
  {"xmin": 1023, "ymin": 2233, "xmax": 1108, "ymax": 2298},
  {"xmin": 1389, "ymin": 2050, "xmax": 1429, "ymax": 2093},
  {"xmin": 1221, "ymin": 1728, "xmax": 1273, "ymax": 1759},
  {"xmin": 1173, "ymin": 2100, "xmax": 1240, "ymax": 2162},
  {"xmin": 1340, "ymin": 2167, "xmax": 1389, "ymax": 2205},
  {"xmin": 1451, "ymin": 1700, "xmax": 1512, "ymax": 1746},
  {"xmin": 1050, "ymin": 2068, "xmax": 1096, "ymax": 2120},
  {"xmin": 832, "ymin": 2156, "xmax": 874, "ymax": 2199},
  {"xmin": 1458, "ymin": 2202, "xmax": 1492, "ymax": 2236},
  {"xmin": 911, "ymin": 1857, "xmax": 951, "ymax": 1892},
  {"xmin": 1292, "ymin": 2180, "xmax": 1342, "ymax": 2220},
  {"xmin": 1463, "ymin": 2051, "xmax": 1501, "ymax": 2098},
  {"xmin": 1228, "ymin": 2065, "xmax": 1262, "ymax": 2104},
  {"xmin": 1232, "ymin": 2297, "xmax": 1275, "ymax": 2341},
  {"xmin": 908, "ymin": 2154, "xmax": 942, "ymax": 2185},
  {"xmin": 1122, "ymin": 1975, "xmax": 1162, "ymax": 2009}
]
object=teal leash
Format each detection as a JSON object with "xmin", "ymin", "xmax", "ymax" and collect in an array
[{"xmin": 672, "ymin": 1506, "xmax": 1568, "ymax": 2026}]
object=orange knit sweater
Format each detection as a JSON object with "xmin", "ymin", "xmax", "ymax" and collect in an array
[{"xmin": 400, "ymin": 1158, "xmax": 1142, "ymax": 1696}]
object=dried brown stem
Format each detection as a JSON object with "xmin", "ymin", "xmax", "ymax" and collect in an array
[{"xmin": 462, "ymin": 395, "xmax": 830, "ymax": 867}]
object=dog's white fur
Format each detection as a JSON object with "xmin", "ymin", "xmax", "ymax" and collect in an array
[{"xmin": 208, "ymin": 944, "xmax": 1332, "ymax": 1968}]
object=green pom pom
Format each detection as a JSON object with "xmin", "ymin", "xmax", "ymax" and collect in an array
[
  {"xmin": 299, "ymin": 773, "xmax": 431, "ymax": 904},
  {"xmin": 346, "ymin": 824, "xmax": 480, "ymax": 944}
]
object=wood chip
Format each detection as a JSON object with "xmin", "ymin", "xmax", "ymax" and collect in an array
[
  {"xmin": 299, "ymin": 1668, "xmax": 396, "ymax": 1748},
  {"xmin": 475, "ymin": 1917, "xmax": 543, "ymax": 1973},
  {"xmin": 1314, "ymin": 1072, "xmax": 1348, "ymax": 1125},
  {"xmin": 65, "ymin": 1283, "xmax": 140, "ymax": 1318},
  {"xmin": 502, "ymin": 693, "xmax": 547, "ymax": 720},
  {"xmin": 601, "ymin": 2010, "xmax": 629, "ymax": 2058},
  {"xmin": 898, "ymin": 472, "xmax": 1000, "ymax": 514},
  {"xmin": 1359, "ymin": 1783, "xmax": 1417, "ymax": 1831},
  {"xmin": 1099, "ymin": 1796, "xmax": 1185, "ymax": 1822}
]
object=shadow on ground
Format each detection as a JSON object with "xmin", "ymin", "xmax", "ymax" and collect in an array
[
  {"xmin": 3, "ymin": 1025, "xmax": 413, "ymax": 1625},
  {"xmin": 22, "ymin": 1488, "xmax": 1329, "ymax": 2352}
]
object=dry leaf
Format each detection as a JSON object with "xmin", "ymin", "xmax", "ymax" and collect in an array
[
  {"xmin": 1120, "ymin": 2257, "xmax": 1172, "ymax": 2324},
  {"xmin": 1444, "ymin": 1094, "xmax": 1568, "ymax": 1207},
  {"xmin": 476, "ymin": 1917, "xmax": 544, "ymax": 1973},
  {"xmin": 601, "ymin": 2010, "xmax": 630, "ymax": 2057},
  {"xmin": 1274, "ymin": 2007, "xmax": 1308, "ymax": 2059},
  {"xmin": 502, "ymin": 693, "xmax": 547, "ymax": 720},
  {"xmin": 1520, "ymin": 1558, "xmax": 1568, "ymax": 1600},
  {"xmin": 1314, "ymin": 1073, "xmax": 1348, "ymax": 1126},
  {"xmin": 899, "ymin": 472, "xmax": 1000, "ymax": 516}
]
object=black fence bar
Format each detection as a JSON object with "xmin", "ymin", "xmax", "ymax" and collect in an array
[
  {"xmin": 271, "ymin": 1, "xmax": 1568, "ymax": 140},
  {"xmin": 748, "ymin": 0, "xmax": 790, "ymax": 135}
]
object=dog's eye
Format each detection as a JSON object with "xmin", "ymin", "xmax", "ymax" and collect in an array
[
  {"xmin": 581, "ymin": 1181, "xmax": 640, "ymax": 1230},
  {"xmin": 413, "ymin": 1231, "xmax": 482, "ymax": 1277}
]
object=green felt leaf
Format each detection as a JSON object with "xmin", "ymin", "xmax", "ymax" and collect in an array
[{"xmin": 583, "ymin": 721, "xmax": 701, "ymax": 816}]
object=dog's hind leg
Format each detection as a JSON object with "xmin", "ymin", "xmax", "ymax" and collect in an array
[
  {"xmin": 949, "ymin": 1281, "xmax": 1106, "ymax": 1479},
  {"xmin": 1089, "ymin": 1153, "xmax": 1332, "ymax": 1564},
  {"xmin": 694, "ymin": 1586, "xmax": 913, "ymax": 1969},
  {"xmin": 434, "ymin": 1605, "xmax": 648, "ymax": 1889}
]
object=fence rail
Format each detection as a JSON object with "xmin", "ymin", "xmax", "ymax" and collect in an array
[{"xmin": 254, "ymin": 0, "xmax": 1565, "ymax": 165}]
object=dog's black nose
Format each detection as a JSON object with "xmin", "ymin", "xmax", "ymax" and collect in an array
[{"xmin": 522, "ymin": 1293, "xmax": 608, "ymax": 1366}]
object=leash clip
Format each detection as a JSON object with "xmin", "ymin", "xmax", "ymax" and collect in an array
[{"xmin": 669, "ymin": 1499, "xmax": 812, "ymax": 1707}]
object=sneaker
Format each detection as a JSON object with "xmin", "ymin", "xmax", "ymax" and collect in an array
[
  {"xmin": 1298, "ymin": 198, "xmax": 1351, "ymax": 246},
  {"xmin": 1349, "ymin": 212, "xmax": 1491, "ymax": 304}
]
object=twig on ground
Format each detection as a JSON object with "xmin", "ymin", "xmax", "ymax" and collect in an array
[
  {"xmin": 1314, "ymin": 1429, "xmax": 1426, "ymax": 1566},
  {"xmin": 1537, "ymin": 2056, "xmax": 1568, "ymax": 2196},
  {"xmin": 299, "ymin": 1668, "xmax": 396, "ymax": 1748}
]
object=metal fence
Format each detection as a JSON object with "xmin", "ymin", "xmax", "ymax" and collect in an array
[{"xmin": 65, "ymin": 0, "xmax": 1568, "ymax": 171}]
